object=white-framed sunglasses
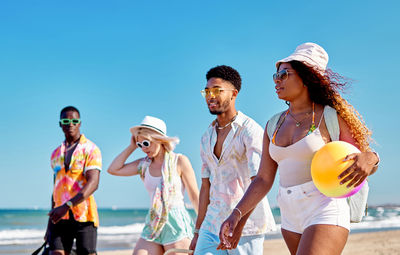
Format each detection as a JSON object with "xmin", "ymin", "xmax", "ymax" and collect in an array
[{"xmin": 136, "ymin": 140, "xmax": 151, "ymax": 148}]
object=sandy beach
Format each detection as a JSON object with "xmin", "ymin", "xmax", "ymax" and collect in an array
[{"xmin": 98, "ymin": 229, "xmax": 400, "ymax": 255}]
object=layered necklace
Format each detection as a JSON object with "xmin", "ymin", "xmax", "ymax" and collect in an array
[
  {"xmin": 288, "ymin": 103, "xmax": 315, "ymax": 128},
  {"xmin": 216, "ymin": 113, "xmax": 238, "ymax": 130}
]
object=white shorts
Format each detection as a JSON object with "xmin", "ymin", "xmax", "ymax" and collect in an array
[{"xmin": 277, "ymin": 181, "xmax": 350, "ymax": 234}]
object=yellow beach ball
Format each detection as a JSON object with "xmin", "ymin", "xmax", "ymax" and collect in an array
[{"xmin": 311, "ymin": 141, "xmax": 364, "ymax": 198}]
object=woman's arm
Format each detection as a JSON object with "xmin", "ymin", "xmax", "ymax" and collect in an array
[
  {"xmin": 178, "ymin": 154, "xmax": 200, "ymax": 214},
  {"xmin": 219, "ymin": 125, "xmax": 278, "ymax": 247},
  {"xmin": 337, "ymin": 115, "xmax": 379, "ymax": 187},
  {"xmin": 107, "ymin": 136, "xmax": 141, "ymax": 176}
]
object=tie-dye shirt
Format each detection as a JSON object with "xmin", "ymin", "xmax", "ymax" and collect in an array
[
  {"xmin": 200, "ymin": 111, "xmax": 276, "ymax": 236},
  {"xmin": 51, "ymin": 134, "xmax": 102, "ymax": 227}
]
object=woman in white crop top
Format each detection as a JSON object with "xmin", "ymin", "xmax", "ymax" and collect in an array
[
  {"xmin": 218, "ymin": 43, "xmax": 380, "ymax": 255},
  {"xmin": 107, "ymin": 116, "xmax": 199, "ymax": 255}
]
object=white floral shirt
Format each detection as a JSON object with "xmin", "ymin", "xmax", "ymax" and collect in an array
[{"xmin": 200, "ymin": 111, "xmax": 276, "ymax": 236}]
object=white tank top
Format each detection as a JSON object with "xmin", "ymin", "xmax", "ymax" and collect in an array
[
  {"xmin": 141, "ymin": 154, "xmax": 186, "ymax": 208},
  {"xmin": 269, "ymin": 108, "xmax": 326, "ymax": 187},
  {"xmin": 143, "ymin": 169, "xmax": 162, "ymax": 200}
]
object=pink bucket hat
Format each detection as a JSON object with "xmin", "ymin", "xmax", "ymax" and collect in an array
[{"xmin": 276, "ymin": 42, "xmax": 329, "ymax": 73}]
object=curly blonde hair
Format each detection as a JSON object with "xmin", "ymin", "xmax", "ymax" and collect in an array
[{"xmin": 289, "ymin": 61, "xmax": 372, "ymax": 152}]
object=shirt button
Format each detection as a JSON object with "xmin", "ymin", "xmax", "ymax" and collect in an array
[{"xmin": 287, "ymin": 190, "xmax": 291, "ymax": 194}]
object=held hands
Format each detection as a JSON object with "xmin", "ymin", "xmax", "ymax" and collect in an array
[
  {"xmin": 48, "ymin": 204, "xmax": 69, "ymax": 224},
  {"xmin": 217, "ymin": 210, "xmax": 241, "ymax": 250},
  {"xmin": 339, "ymin": 151, "xmax": 378, "ymax": 188}
]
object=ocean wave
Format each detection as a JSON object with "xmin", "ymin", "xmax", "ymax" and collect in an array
[
  {"xmin": 351, "ymin": 215, "xmax": 400, "ymax": 230},
  {"xmin": 1, "ymin": 207, "xmax": 399, "ymax": 246},
  {"xmin": 98, "ymin": 223, "xmax": 144, "ymax": 235},
  {"xmin": 0, "ymin": 224, "xmax": 145, "ymax": 246},
  {"xmin": 0, "ymin": 229, "xmax": 44, "ymax": 245}
]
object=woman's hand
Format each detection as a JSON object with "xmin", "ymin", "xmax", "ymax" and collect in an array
[
  {"xmin": 339, "ymin": 151, "xmax": 379, "ymax": 187},
  {"xmin": 189, "ymin": 233, "xmax": 199, "ymax": 252},
  {"xmin": 130, "ymin": 135, "xmax": 138, "ymax": 149},
  {"xmin": 217, "ymin": 211, "xmax": 241, "ymax": 250}
]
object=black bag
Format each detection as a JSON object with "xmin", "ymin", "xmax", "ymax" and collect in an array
[{"xmin": 32, "ymin": 242, "xmax": 49, "ymax": 255}]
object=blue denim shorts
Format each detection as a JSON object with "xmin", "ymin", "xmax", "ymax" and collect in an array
[{"xmin": 194, "ymin": 229, "xmax": 264, "ymax": 255}]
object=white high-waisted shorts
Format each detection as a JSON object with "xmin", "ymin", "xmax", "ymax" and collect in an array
[{"xmin": 277, "ymin": 181, "xmax": 350, "ymax": 234}]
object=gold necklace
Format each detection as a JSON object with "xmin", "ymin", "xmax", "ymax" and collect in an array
[
  {"xmin": 288, "ymin": 104, "xmax": 314, "ymax": 127},
  {"xmin": 216, "ymin": 113, "xmax": 238, "ymax": 130},
  {"xmin": 288, "ymin": 111, "xmax": 311, "ymax": 127}
]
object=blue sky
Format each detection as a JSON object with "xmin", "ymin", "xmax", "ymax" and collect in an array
[{"xmin": 0, "ymin": 0, "xmax": 399, "ymax": 209}]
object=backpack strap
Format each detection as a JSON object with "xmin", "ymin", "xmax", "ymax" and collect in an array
[
  {"xmin": 267, "ymin": 111, "xmax": 286, "ymax": 140},
  {"xmin": 323, "ymin": 105, "xmax": 340, "ymax": 141}
]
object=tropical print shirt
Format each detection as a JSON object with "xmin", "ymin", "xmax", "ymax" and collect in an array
[
  {"xmin": 200, "ymin": 111, "xmax": 276, "ymax": 236},
  {"xmin": 51, "ymin": 134, "xmax": 102, "ymax": 227}
]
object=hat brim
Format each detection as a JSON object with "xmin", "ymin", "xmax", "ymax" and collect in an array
[
  {"xmin": 275, "ymin": 55, "xmax": 326, "ymax": 72},
  {"xmin": 130, "ymin": 125, "xmax": 166, "ymax": 137},
  {"xmin": 276, "ymin": 55, "xmax": 309, "ymax": 69}
]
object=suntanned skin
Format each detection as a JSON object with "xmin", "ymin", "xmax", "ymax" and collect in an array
[
  {"xmin": 45, "ymin": 110, "xmax": 100, "ymax": 255},
  {"xmin": 107, "ymin": 133, "xmax": 199, "ymax": 255},
  {"xmin": 218, "ymin": 62, "xmax": 379, "ymax": 255}
]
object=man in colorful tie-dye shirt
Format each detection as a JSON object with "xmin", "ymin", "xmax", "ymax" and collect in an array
[
  {"xmin": 45, "ymin": 106, "xmax": 101, "ymax": 255},
  {"xmin": 190, "ymin": 66, "xmax": 276, "ymax": 255}
]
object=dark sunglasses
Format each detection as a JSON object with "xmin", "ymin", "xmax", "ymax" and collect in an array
[
  {"xmin": 273, "ymin": 69, "xmax": 296, "ymax": 82},
  {"xmin": 136, "ymin": 140, "xmax": 151, "ymax": 148},
  {"xmin": 60, "ymin": 118, "xmax": 81, "ymax": 125}
]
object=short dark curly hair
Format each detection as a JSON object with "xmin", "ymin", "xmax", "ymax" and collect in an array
[
  {"xmin": 60, "ymin": 106, "xmax": 80, "ymax": 118},
  {"xmin": 206, "ymin": 65, "xmax": 241, "ymax": 92}
]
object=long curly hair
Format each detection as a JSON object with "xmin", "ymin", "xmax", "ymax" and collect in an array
[{"xmin": 288, "ymin": 60, "xmax": 372, "ymax": 152}]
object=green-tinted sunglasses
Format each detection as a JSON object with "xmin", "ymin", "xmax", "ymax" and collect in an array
[{"xmin": 60, "ymin": 118, "xmax": 81, "ymax": 125}]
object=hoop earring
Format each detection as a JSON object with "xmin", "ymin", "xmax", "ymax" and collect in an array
[{"xmin": 285, "ymin": 101, "xmax": 290, "ymax": 106}]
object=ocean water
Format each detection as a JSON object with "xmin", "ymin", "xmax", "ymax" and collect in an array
[{"xmin": 1, "ymin": 206, "xmax": 400, "ymax": 254}]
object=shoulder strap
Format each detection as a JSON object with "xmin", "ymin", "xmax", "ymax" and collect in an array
[
  {"xmin": 323, "ymin": 105, "xmax": 340, "ymax": 141},
  {"xmin": 267, "ymin": 111, "xmax": 286, "ymax": 140},
  {"xmin": 170, "ymin": 152, "xmax": 180, "ymax": 173}
]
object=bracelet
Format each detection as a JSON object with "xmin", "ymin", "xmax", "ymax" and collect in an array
[
  {"xmin": 233, "ymin": 208, "xmax": 242, "ymax": 219},
  {"xmin": 194, "ymin": 228, "xmax": 200, "ymax": 234},
  {"xmin": 372, "ymin": 151, "xmax": 380, "ymax": 167}
]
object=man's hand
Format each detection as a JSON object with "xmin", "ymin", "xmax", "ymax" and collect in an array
[{"xmin": 48, "ymin": 204, "xmax": 69, "ymax": 224}]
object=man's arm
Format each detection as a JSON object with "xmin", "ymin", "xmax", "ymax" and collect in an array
[
  {"xmin": 48, "ymin": 169, "xmax": 100, "ymax": 224},
  {"xmin": 189, "ymin": 178, "xmax": 210, "ymax": 251}
]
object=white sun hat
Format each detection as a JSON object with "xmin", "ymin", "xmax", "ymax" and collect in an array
[
  {"xmin": 130, "ymin": 116, "xmax": 167, "ymax": 137},
  {"xmin": 276, "ymin": 42, "xmax": 329, "ymax": 73}
]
